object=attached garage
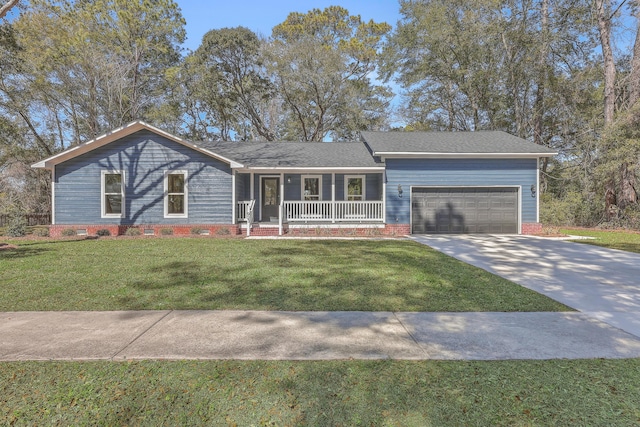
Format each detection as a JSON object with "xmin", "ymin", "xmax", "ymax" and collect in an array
[{"xmin": 411, "ymin": 187, "xmax": 519, "ymax": 234}]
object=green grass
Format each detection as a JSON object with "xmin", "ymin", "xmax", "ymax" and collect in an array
[
  {"xmin": 0, "ymin": 238, "xmax": 568, "ymax": 312},
  {"xmin": 561, "ymin": 228, "xmax": 640, "ymax": 254},
  {"xmin": 2, "ymin": 359, "xmax": 640, "ymax": 426},
  {"xmin": 0, "ymin": 239, "xmax": 632, "ymax": 425}
]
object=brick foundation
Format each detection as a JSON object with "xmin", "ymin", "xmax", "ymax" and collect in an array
[
  {"xmin": 240, "ymin": 223, "xmax": 411, "ymax": 237},
  {"xmin": 47, "ymin": 223, "xmax": 543, "ymax": 237},
  {"xmin": 384, "ymin": 224, "xmax": 411, "ymax": 236},
  {"xmin": 246, "ymin": 227, "xmax": 280, "ymax": 237},
  {"xmin": 49, "ymin": 224, "xmax": 239, "ymax": 238},
  {"xmin": 521, "ymin": 223, "xmax": 543, "ymax": 235}
]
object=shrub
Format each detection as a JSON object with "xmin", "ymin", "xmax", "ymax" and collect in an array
[
  {"xmin": 61, "ymin": 228, "xmax": 77, "ymax": 237},
  {"xmin": 540, "ymin": 191, "xmax": 599, "ymax": 227},
  {"xmin": 96, "ymin": 229, "xmax": 111, "ymax": 237},
  {"xmin": 160, "ymin": 228, "xmax": 173, "ymax": 235},
  {"xmin": 6, "ymin": 215, "xmax": 27, "ymax": 237},
  {"xmin": 215, "ymin": 227, "xmax": 231, "ymax": 235},
  {"xmin": 124, "ymin": 227, "xmax": 141, "ymax": 236},
  {"xmin": 620, "ymin": 206, "xmax": 640, "ymax": 229},
  {"xmin": 190, "ymin": 227, "xmax": 202, "ymax": 235},
  {"xmin": 32, "ymin": 227, "xmax": 50, "ymax": 237}
]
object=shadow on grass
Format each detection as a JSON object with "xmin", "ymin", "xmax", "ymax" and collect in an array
[
  {"xmin": 121, "ymin": 239, "xmax": 565, "ymax": 312},
  {"xmin": 135, "ymin": 262, "xmax": 206, "ymax": 290},
  {"xmin": 0, "ymin": 246, "xmax": 52, "ymax": 260},
  {"xmin": 3, "ymin": 359, "xmax": 640, "ymax": 425}
]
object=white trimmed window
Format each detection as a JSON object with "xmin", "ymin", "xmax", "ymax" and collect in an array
[
  {"xmin": 345, "ymin": 175, "xmax": 365, "ymax": 201},
  {"xmin": 101, "ymin": 171, "xmax": 124, "ymax": 218},
  {"xmin": 165, "ymin": 170, "xmax": 188, "ymax": 217},
  {"xmin": 302, "ymin": 175, "xmax": 322, "ymax": 201}
]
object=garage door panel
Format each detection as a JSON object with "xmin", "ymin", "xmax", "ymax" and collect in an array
[{"xmin": 411, "ymin": 187, "xmax": 518, "ymax": 234}]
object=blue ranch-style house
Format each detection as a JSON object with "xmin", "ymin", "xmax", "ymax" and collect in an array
[{"xmin": 32, "ymin": 121, "xmax": 556, "ymax": 237}]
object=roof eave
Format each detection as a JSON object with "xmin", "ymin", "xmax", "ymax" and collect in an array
[
  {"xmin": 376, "ymin": 152, "xmax": 557, "ymax": 160},
  {"xmin": 234, "ymin": 166, "xmax": 385, "ymax": 173}
]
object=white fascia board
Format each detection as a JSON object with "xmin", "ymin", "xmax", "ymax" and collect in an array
[
  {"xmin": 233, "ymin": 167, "xmax": 385, "ymax": 174},
  {"xmin": 377, "ymin": 152, "xmax": 557, "ymax": 160},
  {"xmin": 31, "ymin": 120, "xmax": 243, "ymax": 169},
  {"xmin": 32, "ymin": 121, "xmax": 147, "ymax": 169}
]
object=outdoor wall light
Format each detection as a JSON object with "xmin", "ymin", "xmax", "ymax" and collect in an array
[
  {"xmin": 530, "ymin": 184, "xmax": 536, "ymax": 198},
  {"xmin": 398, "ymin": 184, "xmax": 403, "ymax": 198},
  {"xmin": 286, "ymin": 176, "xmax": 291, "ymax": 184}
]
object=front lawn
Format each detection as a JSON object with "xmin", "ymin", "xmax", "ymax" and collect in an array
[
  {"xmin": 2, "ymin": 359, "xmax": 639, "ymax": 425},
  {"xmin": 0, "ymin": 238, "xmax": 568, "ymax": 312},
  {"xmin": 561, "ymin": 228, "xmax": 640, "ymax": 253}
]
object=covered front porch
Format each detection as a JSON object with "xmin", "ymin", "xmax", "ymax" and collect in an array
[{"xmin": 233, "ymin": 171, "xmax": 386, "ymax": 235}]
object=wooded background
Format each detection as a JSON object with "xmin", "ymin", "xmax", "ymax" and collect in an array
[{"xmin": 1, "ymin": 0, "xmax": 639, "ymax": 228}]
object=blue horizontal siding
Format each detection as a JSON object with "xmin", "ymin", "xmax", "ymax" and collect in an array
[
  {"xmin": 244, "ymin": 173, "xmax": 384, "ymax": 204},
  {"xmin": 385, "ymin": 158, "xmax": 538, "ymax": 224},
  {"xmin": 54, "ymin": 130, "xmax": 232, "ymax": 225}
]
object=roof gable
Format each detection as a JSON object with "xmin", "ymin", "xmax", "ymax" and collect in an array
[
  {"xmin": 361, "ymin": 131, "xmax": 557, "ymax": 158},
  {"xmin": 32, "ymin": 121, "xmax": 243, "ymax": 170}
]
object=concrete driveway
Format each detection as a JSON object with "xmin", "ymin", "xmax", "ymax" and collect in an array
[{"xmin": 412, "ymin": 234, "xmax": 640, "ymax": 338}]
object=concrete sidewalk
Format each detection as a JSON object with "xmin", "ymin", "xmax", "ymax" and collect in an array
[{"xmin": 3, "ymin": 310, "xmax": 640, "ymax": 361}]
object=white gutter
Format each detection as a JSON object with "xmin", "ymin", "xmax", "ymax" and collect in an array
[{"xmin": 376, "ymin": 152, "xmax": 557, "ymax": 160}]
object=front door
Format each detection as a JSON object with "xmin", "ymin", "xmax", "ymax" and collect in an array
[{"xmin": 261, "ymin": 177, "xmax": 280, "ymax": 221}]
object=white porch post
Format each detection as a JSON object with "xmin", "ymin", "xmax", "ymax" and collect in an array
[
  {"xmin": 280, "ymin": 173, "xmax": 285, "ymax": 207},
  {"xmin": 280, "ymin": 173, "xmax": 285, "ymax": 235},
  {"xmin": 536, "ymin": 161, "xmax": 540, "ymax": 224},
  {"xmin": 250, "ymin": 172, "xmax": 255, "ymax": 225},
  {"xmin": 232, "ymin": 171, "xmax": 236, "ymax": 224},
  {"xmin": 250, "ymin": 172, "xmax": 255, "ymax": 200},
  {"xmin": 331, "ymin": 173, "xmax": 336, "ymax": 223},
  {"xmin": 382, "ymin": 172, "xmax": 387, "ymax": 225}
]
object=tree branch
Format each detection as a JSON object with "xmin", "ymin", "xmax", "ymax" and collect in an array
[
  {"xmin": 0, "ymin": 0, "xmax": 19, "ymax": 19},
  {"xmin": 609, "ymin": 0, "xmax": 628, "ymax": 21}
]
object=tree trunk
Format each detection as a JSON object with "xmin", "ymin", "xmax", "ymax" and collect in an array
[
  {"xmin": 620, "ymin": 6, "xmax": 640, "ymax": 212},
  {"xmin": 619, "ymin": 162, "xmax": 638, "ymax": 212},
  {"xmin": 533, "ymin": 0, "xmax": 548, "ymax": 146},
  {"xmin": 595, "ymin": 0, "xmax": 616, "ymax": 125},
  {"xmin": 605, "ymin": 180, "xmax": 617, "ymax": 220},
  {"xmin": 628, "ymin": 7, "xmax": 640, "ymax": 108}
]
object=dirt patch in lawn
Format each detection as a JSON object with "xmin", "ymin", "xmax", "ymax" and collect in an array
[{"xmin": 0, "ymin": 242, "xmax": 18, "ymax": 251}]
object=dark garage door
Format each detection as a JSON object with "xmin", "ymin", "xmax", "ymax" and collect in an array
[{"xmin": 411, "ymin": 187, "xmax": 518, "ymax": 234}]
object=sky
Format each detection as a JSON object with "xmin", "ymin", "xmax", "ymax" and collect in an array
[{"xmin": 177, "ymin": 0, "xmax": 402, "ymax": 51}]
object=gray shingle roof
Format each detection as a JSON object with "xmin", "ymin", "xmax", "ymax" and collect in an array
[
  {"xmin": 199, "ymin": 141, "xmax": 382, "ymax": 168},
  {"xmin": 360, "ymin": 131, "xmax": 556, "ymax": 156}
]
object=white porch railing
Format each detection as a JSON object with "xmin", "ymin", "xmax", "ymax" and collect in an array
[
  {"xmin": 283, "ymin": 201, "xmax": 384, "ymax": 222},
  {"xmin": 237, "ymin": 200, "xmax": 253, "ymax": 222},
  {"xmin": 237, "ymin": 200, "xmax": 384, "ymax": 223}
]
